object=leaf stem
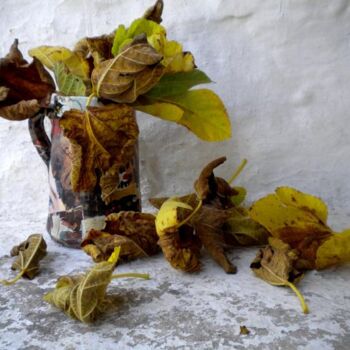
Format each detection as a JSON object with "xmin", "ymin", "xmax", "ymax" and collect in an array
[
  {"xmin": 86, "ymin": 93, "xmax": 96, "ymax": 108},
  {"xmin": 286, "ymin": 281, "xmax": 309, "ymax": 314},
  {"xmin": 111, "ymin": 273, "xmax": 150, "ymax": 280},
  {"xmin": 176, "ymin": 200, "xmax": 203, "ymax": 228},
  {"xmin": 0, "ymin": 271, "xmax": 24, "ymax": 286},
  {"xmin": 228, "ymin": 159, "xmax": 248, "ymax": 185}
]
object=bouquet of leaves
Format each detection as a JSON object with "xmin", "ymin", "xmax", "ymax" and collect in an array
[{"xmin": 0, "ymin": 0, "xmax": 231, "ymax": 201}]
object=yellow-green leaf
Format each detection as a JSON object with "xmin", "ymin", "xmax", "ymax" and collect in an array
[
  {"xmin": 275, "ymin": 187, "xmax": 328, "ymax": 224},
  {"xmin": 29, "ymin": 45, "xmax": 90, "ymax": 80},
  {"xmin": 53, "ymin": 62, "xmax": 86, "ymax": 96},
  {"xmin": 137, "ymin": 89, "xmax": 231, "ymax": 141},
  {"xmin": 316, "ymin": 229, "xmax": 350, "ymax": 269},
  {"xmin": 145, "ymin": 70, "xmax": 211, "ymax": 98}
]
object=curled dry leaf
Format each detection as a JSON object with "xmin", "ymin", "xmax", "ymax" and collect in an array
[
  {"xmin": 155, "ymin": 198, "xmax": 202, "ymax": 272},
  {"xmin": 250, "ymin": 237, "xmax": 308, "ymax": 314},
  {"xmin": 74, "ymin": 33, "xmax": 115, "ymax": 66},
  {"xmin": 0, "ymin": 234, "xmax": 47, "ymax": 285},
  {"xmin": 82, "ymin": 212, "xmax": 160, "ymax": 262},
  {"xmin": 249, "ymin": 187, "xmax": 337, "ymax": 270},
  {"xmin": 151, "ymin": 157, "xmax": 256, "ymax": 273},
  {"xmin": 92, "ymin": 36, "xmax": 164, "ymax": 103},
  {"xmin": 44, "ymin": 246, "xmax": 149, "ymax": 323},
  {"xmin": 59, "ymin": 104, "xmax": 138, "ymax": 194},
  {"xmin": 143, "ymin": 0, "xmax": 164, "ymax": 23},
  {"xmin": 0, "ymin": 39, "xmax": 55, "ymax": 120}
]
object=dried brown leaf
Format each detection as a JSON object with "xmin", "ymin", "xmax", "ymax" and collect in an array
[
  {"xmin": 143, "ymin": 0, "xmax": 164, "ymax": 23},
  {"xmin": 82, "ymin": 212, "xmax": 160, "ymax": 262},
  {"xmin": 91, "ymin": 37, "xmax": 164, "ymax": 103},
  {"xmin": 59, "ymin": 104, "xmax": 138, "ymax": 193},
  {"xmin": 0, "ymin": 40, "xmax": 55, "ymax": 120}
]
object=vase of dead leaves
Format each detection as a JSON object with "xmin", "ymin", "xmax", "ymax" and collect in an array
[
  {"xmin": 0, "ymin": 0, "xmax": 231, "ymax": 248},
  {"xmin": 28, "ymin": 94, "xmax": 141, "ymax": 247}
]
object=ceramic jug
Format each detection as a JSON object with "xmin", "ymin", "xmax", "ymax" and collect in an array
[{"xmin": 28, "ymin": 95, "xmax": 141, "ymax": 248}]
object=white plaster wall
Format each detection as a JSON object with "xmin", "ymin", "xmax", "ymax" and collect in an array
[{"xmin": 1, "ymin": 0, "xmax": 350, "ymax": 233}]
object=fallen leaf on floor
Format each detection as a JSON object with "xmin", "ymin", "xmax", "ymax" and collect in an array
[
  {"xmin": 250, "ymin": 237, "xmax": 308, "ymax": 314},
  {"xmin": 0, "ymin": 234, "xmax": 47, "ymax": 285},
  {"xmin": 44, "ymin": 246, "xmax": 150, "ymax": 323},
  {"xmin": 82, "ymin": 212, "xmax": 160, "ymax": 262},
  {"xmin": 249, "ymin": 186, "xmax": 350, "ymax": 270},
  {"xmin": 153, "ymin": 157, "xmax": 260, "ymax": 273},
  {"xmin": 240, "ymin": 325, "xmax": 250, "ymax": 335}
]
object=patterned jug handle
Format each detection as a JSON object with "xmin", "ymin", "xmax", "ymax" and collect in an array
[{"xmin": 28, "ymin": 109, "xmax": 51, "ymax": 168}]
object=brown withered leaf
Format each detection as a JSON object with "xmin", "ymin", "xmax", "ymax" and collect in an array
[
  {"xmin": 1, "ymin": 234, "xmax": 47, "ymax": 285},
  {"xmin": 82, "ymin": 212, "xmax": 160, "ymax": 262},
  {"xmin": 194, "ymin": 156, "xmax": 238, "ymax": 208},
  {"xmin": 152, "ymin": 157, "xmax": 244, "ymax": 273},
  {"xmin": 249, "ymin": 187, "xmax": 334, "ymax": 270},
  {"xmin": 59, "ymin": 104, "xmax": 138, "ymax": 193},
  {"xmin": 250, "ymin": 237, "xmax": 308, "ymax": 313},
  {"xmin": 143, "ymin": 0, "xmax": 164, "ymax": 23},
  {"xmin": 193, "ymin": 206, "xmax": 237, "ymax": 273},
  {"xmin": 0, "ymin": 39, "xmax": 55, "ymax": 120},
  {"xmin": 74, "ymin": 33, "xmax": 115, "ymax": 66},
  {"xmin": 91, "ymin": 36, "xmax": 164, "ymax": 103},
  {"xmin": 158, "ymin": 225, "xmax": 202, "ymax": 273}
]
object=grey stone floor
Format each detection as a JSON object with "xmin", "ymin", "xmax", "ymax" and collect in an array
[{"xmin": 0, "ymin": 215, "xmax": 350, "ymax": 350}]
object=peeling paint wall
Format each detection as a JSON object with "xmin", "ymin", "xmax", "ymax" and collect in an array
[{"xmin": 1, "ymin": 0, "xmax": 350, "ymax": 233}]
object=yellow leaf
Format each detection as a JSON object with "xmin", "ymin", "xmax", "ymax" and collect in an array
[
  {"xmin": 316, "ymin": 230, "xmax": 350, "ymax": 269},
  {"xmin": 276, "ymin": 187, "xmax": 328, "ymax": 224},
  {"xmin": 136, "ymin": 102, "xmax": 184, "ymax": 122},
  {"xmin": 29, "ymin": 45, "xmax": 90, "ymax": 80},
  {"xmin": 137, "ymin": 89, "xmax": 231, "ymax": 141},
  {"xmin": 249, "ymin": 193, "xmax": 329, "ymax": 239},
  {"xmin": 155, "ymin": 198, "xmax": 193, "ymax": 236}
]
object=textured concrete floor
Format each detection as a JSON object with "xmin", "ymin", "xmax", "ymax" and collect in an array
[{"xmin": 0, "ymin": 214, "xmax": 350, "ymax": 350}]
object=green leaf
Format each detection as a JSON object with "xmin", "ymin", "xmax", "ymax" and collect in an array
[
  {"xmin": 112, "ymin": 19, "xmax": 166, "ymax": 56},
  {"xmin": 54, "ymin": 62, "xmax": 86, "ymax": 96},
  {"xmin": 145, "ymin": 70, "xmax": 211, "ymax": 98},
  {"xmin": 136, "ymin": 89, "xmax": 231, "ymax": 141}
]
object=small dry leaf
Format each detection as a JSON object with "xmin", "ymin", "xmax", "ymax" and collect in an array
[
  {"xmin": 92, "ymin": 36, "xmax": 164, "ymax": 103},
  {"xmin": 240, "ymin": 326, "xmax": 250, "ymax": 335},
  {"xmin": 74, "ymin": 33, "xmax": 115, "ymax": 66},
  {"xmin": 44, "ymin": 247, "xmax": 119, "ymax": 323},
  {"xmin": 250, "ymin": 238, "xmax": 308, "ymax": 314},
  {"xmin": 194, "ymin": 156, "xmax": 237, "ymax": 207},
  {"xmin": 143, "ymin": 0, "xmax": 164, "ymax": 23},
  {"xmin": 59, "ymin": 104, "xmax": 138, "ymax": 193},
  {"xmin": 44, "ymin": 247, "xmax": 149, "ymax": 323},
  {"xmin": 0, "ymin": 234, "xmax": 47, "ymax": 285},
  {"xmin": 249, "ymin": 187, "xmax": 334, "ymax": 270},
  {"xmin": 0, "ymin": 40, "xmax": 55, "ymax": 120}
]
